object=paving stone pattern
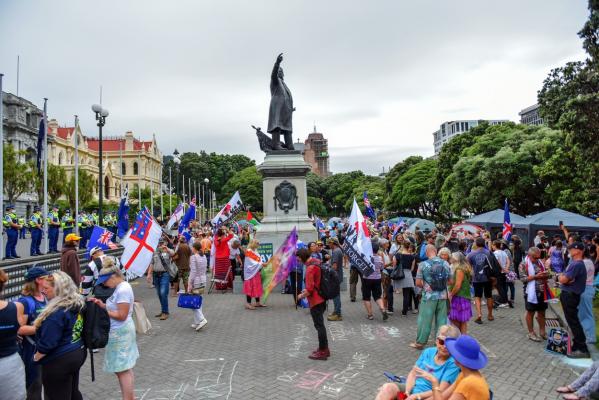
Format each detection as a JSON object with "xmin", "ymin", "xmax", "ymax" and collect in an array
[{"xmin": 79, "ymin": 279, "xmax": 583, "ymax": 400}]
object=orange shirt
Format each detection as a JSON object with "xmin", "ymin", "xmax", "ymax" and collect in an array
[
  {"xmin": 200, "ymin": 238, "xmax": 212, "ymax": 253},
  {"xmin": 453, "ymin": 372, "xmax": 489, "ymax": 400}
]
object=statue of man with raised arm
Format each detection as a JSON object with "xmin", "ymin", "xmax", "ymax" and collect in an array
[{"xmin": 267, "ymin": 53, "xmax": 295, "ymax": 150}]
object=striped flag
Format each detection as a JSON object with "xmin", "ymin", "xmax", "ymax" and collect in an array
[{"xmin": 502, "ymin": 199, "xmax": 512, "ymax": 242}]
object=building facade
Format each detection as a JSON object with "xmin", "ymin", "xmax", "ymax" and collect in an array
[
  {"xmin": 519, "ymin": 104, "xmax": 544, "ymax": 126},
  {"xmin": 47, "ymin": 119, "xmax": 163, "ymax": 203},
  {"xmin": 302, "ymin": 127, "xmax": 331, "ymax": 177},
  {"xmin": 432, "ymin": 119, "xmax": 509, "ymax": 155}
]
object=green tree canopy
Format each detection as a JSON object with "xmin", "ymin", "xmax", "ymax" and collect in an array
[
  {"xmin": 388, "ymin": 158, "xmax": 438, "ymax": 218},
  {"xmin": 65, "ymin": 169, "xmax": 95, "ymax": 212},
  {"xmin": 3, "ymin": 144, "xmax": 34, "ymax": 204},
  {"xmin": 221, "ymin": 166, "xmax": 263, "ymax": 212}
]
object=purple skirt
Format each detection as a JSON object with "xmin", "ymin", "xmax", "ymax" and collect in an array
[{"xmin": 449, "ymin": 295, "xmax": 473, "ymax": 323}]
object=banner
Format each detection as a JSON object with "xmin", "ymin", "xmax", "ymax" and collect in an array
[
  {"xmin": 211, "ymin": 191, "xmax": 243, "ymax": 227},
  {"xmin": 167, "ymin": 203, "xmax": 185, "ymax": 230},
  {"xmin": 341, "ymin": 199, "xmax": 375, "ymax": 277},
  {"xmin": 120, "ymin": 208, "xmax": 162, "ymax": 277}
]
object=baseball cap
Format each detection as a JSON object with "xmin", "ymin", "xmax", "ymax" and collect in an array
[
  {"xmin": 24, "ymin": 265, "xmax": 49, "ymax": 281},
  {"xmin": 65, "ymin": 233, "xmax": 82, "ymax": 242},
  {"xmin": 89, "ymin": 246, "xmax": 103, "ymax": 256},
  {"xmin": 327, "ymin": 237, "xmax": 340, "ymax": 246},
  {"xmin": 568, "ymin": 242, "xmax": 585, "ymax": 251}
]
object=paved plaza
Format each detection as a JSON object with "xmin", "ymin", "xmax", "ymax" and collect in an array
[{"xmin": 76, "ymin": 278, "xmax": 592, "ymax": 400}]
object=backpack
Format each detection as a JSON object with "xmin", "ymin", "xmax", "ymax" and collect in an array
[
  {"xmin": 317, "ymin": 264, "xmax": 340, "ymax": 301},
  {"xmin": 81, "ymin": 301, "xmax": 110, "ymax": 381},
  {"xmin": 427, "ymin": 258, "xmax": 449, "ymax": 292}
]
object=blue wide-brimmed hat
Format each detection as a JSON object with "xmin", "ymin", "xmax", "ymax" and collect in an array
[{"xmin": 445, "ymin": 335, "xmax": 488, "ymax": 370}]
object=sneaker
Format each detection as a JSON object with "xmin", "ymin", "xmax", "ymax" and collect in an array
[
  {"xmin": 508, "ymin": 301, "xmax": 514, "ymax": 308},
  {"xmin": 382, "ymin": 310, "xmax": 389, "ymax": 321},
  {"xmin": 327, "ymin": 314, "xmax": 343, "ymax": 321},
  {"xmin": 498, "ymin": 303, "xmax": 509, "ymax": 309},
  {"xmin": 196, "ymin": 319, "xmax": 208, "ymax": 331},
  {"xmin": 159, "ymin": 313, "xmax": 169, "ymax": 320},
  {"xmin": 308, "ymin": 350, "xmax": 329, "ymax": 360},
  {"xmin": 92, "ymin": 349, "xmax": 99, "ymax": 353},
  {"xmin": 191, "ymin": 324, "xmax": 198, "ymax": 329},
  {"xmin": 412, "ymin": 309, "xmax": 419, "ymax": 314},
  {"xmin": 567, "ymin": 350, "xmax": 591, "ymax": 359},
  {"xmin": 387, "ymin": 310, "xmax": 394, "ymax": 315},
  {"xmin": 154, "ymin": 313, "xmax": 163, "ymax": 318},
  {"xmin": 350, "ymin": 298, "xmax": 356, "ymax": 302}
]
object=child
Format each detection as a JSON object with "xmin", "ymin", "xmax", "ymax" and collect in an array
[{"xmin": 188, "ymin": 241, "xmax": 208, "ymax": 331}]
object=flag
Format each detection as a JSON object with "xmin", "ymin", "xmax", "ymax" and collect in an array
[
  {"xmin": 120, "ymin": 208, "xmax": 162, "ymax": 277},
  {"xmin": 261, "ymin": 228, "xmax": 298, "ymax": 303},
  {"xmin": 314, "ymin": 216, "xmax": 325, "ymax": 232},
  {"xmin": 178, "ymin": 197, "xmax": 196, "ymax": 241},
  {"xmin": 87, "ymin": 226, "xmax": 118, "ymax": 257},
  {"xmin": 36, "ymin": 118, "xmax": 45, "ymax": 176},
  {"xmin": 117, "ymin": 185, "xmax": 130, "ymax": 239},
  {"xmin": 391, "ymin": 222, "xmax": 401, "ymax": 241},
  {"xmin": 502, "ymin": 198, "xmax": 512, "ymax": 242},
  {"xmin": 341, "ymin": 198, "xmax": 375, "ymax": 277},
  {"xmin": 363, "ymin": 191, "xmax": 376, "ymax": 220},
  {"xmin": 544, "ymin": 285, "xmax": 559, "ymax": 303},
  {"xmin": 246, "ymin": 210, "xmax": 260, "ymax": 227},
  {"xmin": 167, "ymin": 203, "xmax": 185, "ymax": 230},
  {"xmin": 212, "ymin": 191, "xmax": 243, "ymax": 227},
  {"xmin": 298, "ymin": 262, "xmax": 309, "ymax": 309}
]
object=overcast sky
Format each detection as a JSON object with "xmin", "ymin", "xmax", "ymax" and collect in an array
[{"xmin": 0, "ymin": 1, "xmax": 589, "ymax": 175}]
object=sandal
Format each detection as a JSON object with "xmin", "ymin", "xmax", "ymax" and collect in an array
[
  {"xmin": 410, "ymin": 342, "xmax": 425, "ymax": 350},
  {"xmin": 563, "ymin": 393, "xmax": 582, "ymax": 400},
  {"xmin": 527, "ymin": 333, "xmax": 541, "ymax": 342},
  {"xmin": 245, "ymin": 304, "xmax": 256, "ymax": 310},
  {"xmin": 255, "ymin": 304, "xmax": 267, "ymax": 308},
  {"xmin": 556, "ymin": 386, "xmax": 574, "ymax": 394},
  {"xmin": 474, "ymin": 317, "xmax": 483, "ymax": 325},
  {"xmin": 366, "ymin": 315, "xmax": 374, "ymax": 320},
  {"xmin": 539, "ymin": 333, "xmax": 548, "ymax": 340}
]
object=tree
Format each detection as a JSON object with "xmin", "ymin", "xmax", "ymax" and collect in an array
[
  {"xmin": 65, "ymin": 169, "xmax": 95, "ymax": 211},
  {"xmin": 3, "ymin": 144, "xmax": 33, "ymax": 204},
  {"xmin": 306, "ymin": 172, "xmax": 325, "ymax": 198},
  {"xmin": 344, "ymin": 178, "xmax": 385, "ymax": 213},
  {"xmin": 308, "ymin": 196, "xmax": 327, "ymax": 216},
  {"xmin": 389, "ymin": 158, "xmax": 439, "ymax": 218},
  {"xmin": 384, "ymin": 156, "xmax": 423, "ymax": 207},
  {"xmin": 33, "ymin": 164, "xmax": 67, "ymax": 205},
  {"xmin": 221, "ymin": 166, "xmax": 263, "ymax": 212},
  {"xmin": 322, "ymin": 171, "xmax": 368, "ymax": 214}
]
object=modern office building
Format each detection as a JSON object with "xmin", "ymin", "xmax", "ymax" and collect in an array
[
  {"xmin": 433, "ymin": 119, "xmax": 509, "ymax": 155},
  {"xmin": 519, "ymin": 104, "xmax": 544, "ymax": 126}
]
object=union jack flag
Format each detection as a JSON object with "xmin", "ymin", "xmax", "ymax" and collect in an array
[
  {"xmin": 86, "ymin": 226, "xmax": 118, "ymax": 257},
  {"xmin": 363, "ymin": 191, "xmax": 376, "ymax": 220}
]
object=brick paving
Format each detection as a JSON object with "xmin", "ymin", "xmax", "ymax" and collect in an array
[{"xmin": 78, "ymin": 279, "xmax": 588, "ymax": 400}]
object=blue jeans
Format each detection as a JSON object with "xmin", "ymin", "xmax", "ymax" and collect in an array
[
  {"xmin": 578, "ymin": 285, "xmax": 596, "ymax": 344},
  {"xmin": 332, "ymin": 295, "xmax": 341, "ymax": 316},
  {"xmin": 153, "ymin": 272, "xmax": 170, "ymax": 314}
]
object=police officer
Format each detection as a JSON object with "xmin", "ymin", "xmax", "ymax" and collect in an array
[
  {"xmin": 29, "ymin": 206, "xmax": 43, "ymax": 256},
  {"xmin": 90, "ymin": 209, "xmax": 99, "ymax": 227},
  {"xmin": 104, "ymin": 211, "xmax": 115, "ymax": 235},
  {"xmin": 3, "ymin": 205, "xmax": 22, "ymax": 259},
  {"xmin": 18, "ymin": 214, "xmax": 27, "ymax": 239},
  {"xmin": 77, "ymin": 210, "xmax": 89, "ymax": 248},
  {"xmin": 61, "ymin": 209, "xmax": 75, "ymax": 244},
  {"xmin": 47, "ymin": 205, "xmax": 61, "ymax": 253}
]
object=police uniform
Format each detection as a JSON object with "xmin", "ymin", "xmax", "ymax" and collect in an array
[
  {"xmin": 18, "ymin": 216, "xmax": 27, "ymax": 239},
  {"xmin": 3, "ymin": 206, "xmax": 21, "ymax": 259},
  {"xmin": 47, "ymin": 207, "xmax": 61, "ymax": 253},
  {"xmin": 29, "ymin": 207, "xmax": 43, "ymax": 256},
  {"xmin": 77, "ymin": 212, "xmax": 89, "ymax": 248},
  {"xmin": 61, "ymin": 210, "xmax": 75, "ymax": 244}
]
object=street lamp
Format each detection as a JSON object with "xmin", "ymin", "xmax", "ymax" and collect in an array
[
  {"xmin": 92, "ymin": 104, "xmax": 109, "ymax": 225},
  {"xmin": 173, "ymin": 149, "xmax": 180, "ymax": 199},
  {"xmin": 204, "ymin": 178, "xmax": 209, "ymax": 221}
]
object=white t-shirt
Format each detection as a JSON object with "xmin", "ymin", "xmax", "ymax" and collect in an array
[
  {"xmin": 106, "ymin": 281, "xmax": 134, "ymax": 330},
  {"xmin": 493, "ymin": 250, "xmax": 509, "ymax": 271}
]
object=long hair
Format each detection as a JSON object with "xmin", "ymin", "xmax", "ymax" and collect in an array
[
  {"xmin": 451, "ymin": 252, "xmax": 473, "ymax": 277},
  {"xmin": 34, "ymin": 271, "xmax": 84, "ymax": 328}
]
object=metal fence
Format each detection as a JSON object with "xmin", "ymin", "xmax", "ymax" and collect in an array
[{"xmin": 0, "ymin": 247, "xmax": 124, "ymax": 301}]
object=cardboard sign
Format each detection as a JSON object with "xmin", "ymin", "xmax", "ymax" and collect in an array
[
  {"xmin": 545, "ymin": 328, "xmax": 571, "ymax": 355},
  {"xmin": 258, "ymin": 243, "xmax": 274, "ymax": 263}
]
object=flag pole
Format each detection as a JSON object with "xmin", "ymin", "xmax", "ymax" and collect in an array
[
  {"xmin": 137, "ymin": 152, "xmax": 141, "ymax": 210},
  {"xmin": 150, "ymin": 181, "xmax": 154, "ymax": 218},
  {"xmin": 182, "ymin": 174, "xmax": 185, "ymax": 204},
  {"xmin": 43, "ymin": 98, "xmax": 48, "ymax": 254},
  {"xmin": 160, "ymin": 164, "xmax": 164, "ymax": 223},
  {"xmin": 119, "ymin": 141, "xmax": 123, "ymax": 197},
  {"xmin": 0, "ymin": 74, "xmax": 4, "ymax": 260},
  {"xmin": 168, "ymin": 166, "xmax": 172, "ymax": 215},
  {"xmin": 75, "ymin": 115, "xmax": 79, "ymax": 235}
]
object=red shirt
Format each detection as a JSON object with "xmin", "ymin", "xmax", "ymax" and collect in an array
[
  {"xmin": 305, "ymin": 258, "xmax": 324, "ymax": 308},
  {"xmin": 214, "ymin": 233, "xmax": 234, "ymax": 258}
]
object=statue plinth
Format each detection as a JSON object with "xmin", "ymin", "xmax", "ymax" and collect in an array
[{"xmin": 255, "ymin": 152, "xmax": 317, "ymax": 251}]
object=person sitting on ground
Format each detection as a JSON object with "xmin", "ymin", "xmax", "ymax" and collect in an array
[
  {"xmin": 375, "ymin": 325, "xmax": 461, "ymax": 400},
  {"xmin": 414, "ymin": 335, "xmax": 490, "ymax": 400},
  {"xmin": 556, "ymin": 360, "xmax": 599, "ymax": 399}
]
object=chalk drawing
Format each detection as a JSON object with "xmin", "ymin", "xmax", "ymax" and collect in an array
[
  {"xmin": 328, "ymin": 324, "xmax": 355, "ymax": 341},
  {"xmin": 295, "ymin": 369, "xmax": 334, "ymax": 390},
  {"xmin": 318, "ymin": 352, "xmax": 370, "ymax": 398},
  {"xmin": 277, "ymin": 371, "xmax": 299, "ymax": 382},
  {"xmin": 288, "ymin": 323, "xmax": 311, "ymax": 358},
  {"xmin": 360, "ymin": 324, "xmax": 375, "ymax": 340}
]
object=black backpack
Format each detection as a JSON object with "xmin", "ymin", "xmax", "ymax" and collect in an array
[
  {"xmin": 317, "ymin": 264, "xmax": 340, "ymax": 300},
  {"xmin": 428, "ymin": 258, "xmax": 449, "ymax": 292},
  {"xmin": 82, "ymin": 301, "xmax": 110, "ymax": 381}
]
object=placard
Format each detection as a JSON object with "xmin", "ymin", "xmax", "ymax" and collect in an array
[
  {"xmin": 258, "ymin": 243, "xmax": 274, "ymax": 263},
  {"xmin": 545, "ymin": 328, "xmax": 571, "ymax": 355}
]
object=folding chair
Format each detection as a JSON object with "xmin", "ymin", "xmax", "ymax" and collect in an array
[{"xmin": 208, "ymin": 264, "xmax": 233, "ymax": 294}]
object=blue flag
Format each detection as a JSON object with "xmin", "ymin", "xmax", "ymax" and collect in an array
[
  {"xmin": 363, "ymin": 191, "xmax": 376, "ymax": 220},
  {"xmin": 87, "ymin": 226, "xmax": 118, "ymax": 258},
  {"xmin": 502, "ymin": 199, "xmax": 512, "ymax": 242},
  {"xmin": 117, "ymin": 185, "xmax": 130, "ymax": 239},
  {"xmin": 178, "ymin": 197, "xmax": 196, "ymax": 242},
  {"xmin": 36, "ymin": 119, "xmax": 45, "ymax": 176}
]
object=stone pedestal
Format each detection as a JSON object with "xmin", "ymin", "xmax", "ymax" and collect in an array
[{"xmin": 255, "ymin": 151, "xmax": 317, "ymax": 252}]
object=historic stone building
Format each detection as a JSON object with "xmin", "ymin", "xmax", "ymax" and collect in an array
[
  {"xmin": 300, "ymin": 127, "xmax": 331, "ymax": 177},
  {"xmin": 47, "ymin": 119, "xmax": 163, "ymax": 203}
]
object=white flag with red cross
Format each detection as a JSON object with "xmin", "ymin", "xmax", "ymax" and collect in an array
[{"xmin": 120, "ymin": 208, "xmax": 162, "ymax": 277}]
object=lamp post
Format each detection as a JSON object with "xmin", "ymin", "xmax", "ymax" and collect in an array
[
  {"xmin": 173, "ymin": 149, "xmax": 180, "ymax": 200},
  {"xmin": 204, "ymin": 178, "xmax": 209, "ymax": 221},
  {"xmin": 91, "ymin": 104, "xmax": 109, "ymax": 225}
]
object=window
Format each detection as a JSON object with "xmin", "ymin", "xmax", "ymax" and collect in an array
[
  {"xmin": 26, "ymin": 113, "xmax": 31, "ymax": 127},
  {"xmin": 58, "ymin": 152, "xmax": 63, "ymax": 165},
  {"xmin": 122, "ymin": 162, "xmax": 126, "ymax": 175},
  {"xmin": 133, "ymin": 162, "xmax": 139, "ymax": 175},
  {"xmin": 465, "ymin": 122, "xmax": 469, "ymax": 131}
]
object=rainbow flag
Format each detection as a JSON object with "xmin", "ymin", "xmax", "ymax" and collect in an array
[
  {"xmin": 544, "ymin": 285, "xmax": 559, "ymax": 303},
  {"xmin": 261, "ymin": 228, "xmax": 298, "ymax": 303}
]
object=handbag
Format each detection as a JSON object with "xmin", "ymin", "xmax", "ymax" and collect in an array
[
  {"xmin": 178, "ymin": 293, "xmax": 203, "ymax": 309},
  {"xmin": 506, "ymin": 270, "xmax": 517, "ymax": 282},
  {"xmin": 158, "ymin": 251, "xmax": 178, "ymax": 282},
  {"xmin": 390, "ymin": 265, "xmax": 405, "ymax": 280},
  {"xmin": 132, "ymin": 301, "xmax": 152, "ymax": 334}
]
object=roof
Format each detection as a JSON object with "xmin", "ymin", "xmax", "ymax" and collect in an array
[
  {"xmin": 55, "ymin": 127, "xmax": 75, "ymax": 140},
  {"xmin": 466, "ymin": 209, "xmax": 526, "ymax": 225},
  {"xmin": 519, "ymin": 104, "xmax": 540, "ymax": 116},
  {"xmin": 523, "ymin": 208, "xmax": 599, "ymax": 230},
  {"xmin": 49, "ymin": 125, "xmax": 153, "ymax": 152}
]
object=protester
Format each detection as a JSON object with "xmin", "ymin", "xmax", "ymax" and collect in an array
[
  {"xmin": 492, "ymin": 239, "xmax": 511, "ymax": 308},
  {"xmin": 349, "ymin": 257, "xmax": 360, "ymax": 303},
  {"xmin": 188, "ymin": 241, "xmax": 208, "ymax": 330},
  {"xmin": 379, "ymin": 238, "xmax": 395, "ymax": 315},
  {"xmin": 148, "ymin": 240, "xmax": 173, "ymax": 320},
  {"xmin": 289, "ymin": 245, "xmax": 304, "ymax": 306},
  {"xmin": 229, "ymin": 238, "xmax": 243, "ymax": 279},
  {"xmin": 521, "ymin": 247, "xmax": 549, "ymax": 342},
  {"xmin": 60, "ymin": 233, "xmax": 82, "ymax": 285},
  {"xmin": 213, "ymin": 227, "xmax": 235, "ymax": 290},
  {"xmin": 578, "ymin": 248, "xmax": 596, "ymax": 344},
  {"xmin": 173, "ymin": 236, "xmax": 192, "ymax": 294},
  {"xmin": 90, "ymin": 259, "xmax": 139, "ymax": 400},
  {"xmin": 243, "ymin": 239, "xmax": 266, "ymax": 309},
  {"xmin": 534, "ymin": 230, "xmax": 545, "ymax": 247},
  {"xmin": 448, "ymin": 252, "xmax": 473, "ymax": 334},
  {"xmin": 362, "ymin": 241, "xmax": 388, "ymax": 321},
  {"xmin": 558, "ymin": 242, "xmax": 591, "ymax": 358},
  {"xmin": 0, "ymin": 268, "xmax": 27, "ymax": 400},
  {"xmin": 297, "ymin": 248, "xmax": 330, "ymax": 360},
  {"xmin": 328, "ymin": 237, "xmax": 345, "ymax": 321},
  {"xmin": 389, "ymin": 234, "xmax": 403, "ymax": 257},
  {"xmin": 414, "ymin": 335, "xmax": 490, "ymax": 400},
  {"xmin": 200, "ymin": 233, "xmax": 212, "ymax": 268},
  {"xmin": 466, "ymin": 237, "xmax": 494, "ymax": 324},
  {"xmin": 393, "ymin": 241, "xmax": 416, "ymax": 316},
  {"xmin": 438, "ymin": 247, "xmax": 451, "ymax": 263},
  {"xmin": 556, "ymin": 361, "xmax": 599, "ymax": 399},
  {"xmin": 81, "ymin": 246, "xmax": 103, "ymax": 296},
  {"xmin": 410, "ymin": 245, "xmax": 451, "ymax": 350},
  {"xmin": 375, "ymin": 325, "xmax": 461, "ymax": 400},
  {"xmin": 510, "ymin": 235, "xmax": 525, "ymax": 279},
  {"xmin": 17, "ymin": 266, "xmax": 49, "ymax": 399},
  {"xmin": 33, "ymin": 271, "xmax": 86, "ymax": 400}
]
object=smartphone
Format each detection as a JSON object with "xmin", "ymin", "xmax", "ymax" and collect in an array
[
  {"xmin": 384, "ymin": 372, "xmax": 406, "ymax": 383},
  {"xmin": 559, "ymin": 220, "xmax": 563, "ymax": 227}
]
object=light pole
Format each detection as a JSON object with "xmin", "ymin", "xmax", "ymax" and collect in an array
[
  {"xmin": 91, "ymin": 104, "xmax": 109, "ymax": 225},
  {"xmin": 173, "ymin": 149, "xmax": 180, "ymax": 200},
  {"xmin": 168, "ymin": 166, "xmax": 172, "ymax": 214},
  {"xmin": 204, "ymin": 178, "xmax": 209, "ymax": 221}
]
